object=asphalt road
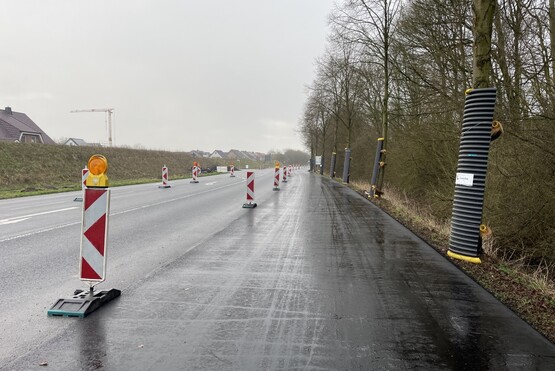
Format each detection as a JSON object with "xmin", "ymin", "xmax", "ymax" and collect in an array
[{"xmin": 1, "ymin": 170, "xmax": 554, "ymax": 370}]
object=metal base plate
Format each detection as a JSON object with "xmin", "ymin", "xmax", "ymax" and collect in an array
[
  {"xmin": 190, "ymin": 180, "xmax": 199, "ymax": 183},
  {"xmin": 47, "ymin": 289, "xmax": 121, "ymax": 318},
  {"xmin": 73, "ymin": 197, "xmax": 83, "ymax": 202},
  {"xmin": 273, "ymin": 187, "xmax": 280, "ymax": 191},
  {"xmin": 158, "ymin": 185, "xmax": 171, "ymax": 188},
  {"xmin": 230, "ymin": 175, "xmax": 236, "ymax": 177},
  {"xmin": 242, "ymin": 202, "xmax": 257, "ymax": 208}
]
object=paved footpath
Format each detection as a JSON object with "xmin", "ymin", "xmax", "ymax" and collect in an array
[{"xmin": 4, "ymin": 172, "xmax": 555, "ymax": 370}]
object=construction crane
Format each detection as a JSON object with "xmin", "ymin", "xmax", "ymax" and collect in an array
[{"xmin": 70, "ymin": 108, "xmax": 115, "ymax": 146}]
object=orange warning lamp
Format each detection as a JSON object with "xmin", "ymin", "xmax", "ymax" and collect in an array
[
  {"xmin": 86, "ymin": 154, "xmax": 109, "ymax": 187},
  {"xmin": 275, "ymin": 161, "xmax": 280, "ymax": 169}
]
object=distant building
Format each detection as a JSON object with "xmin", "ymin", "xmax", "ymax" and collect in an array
[
  {"xmin": 227, "ymin": 149, "xmax": 252, "ymax": 161},
  {"xmin": 209, "ymin": 150, "xmax": 228, "ymax": 159},
  {"xmin": 64, "ymin": 138, "xmax": 100, "ymax": 147},
  {"xmin": 0, "ymin": 106, "xmax": 55, "ymax": 144},
  {"xmin": 190, "ymin": 149, "xmax": 210, "ymax": 158}
]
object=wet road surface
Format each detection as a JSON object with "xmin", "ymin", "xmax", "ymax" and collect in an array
[{"xmin": 3, "ymin": 172, "xmax": 555, "ymax": 370}]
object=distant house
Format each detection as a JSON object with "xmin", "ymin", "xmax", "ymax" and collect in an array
[
  {"xmin": 227, "ymin": 149, "xmax": 251, "ymax": 161},
  {"xmin": 209, "ymin": 150, "xmax": 228, "ymax": 159},
  {"xmin": 0, "ymin": 106, "xmax": 55, "ymax": 144},
  {"xmin": 248, "ymin": 151, "xmax": 267, "ymax": 162},
  {"xmin": 64, "ymin": 138, "xmax": 100, "ymax": 147},
  {"xmin": 190, "ymin": 149, "xmax": 210, "ymax": 158}
]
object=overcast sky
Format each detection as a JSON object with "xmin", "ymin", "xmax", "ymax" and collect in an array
[{"xmin": 1, "ymin": 0, "xmax": 335, "ymax": 153}]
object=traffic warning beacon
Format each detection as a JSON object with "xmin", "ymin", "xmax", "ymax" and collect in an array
[
  {"xmin": 48, "ymin": 154, "xmax": 120, "ymax": 318},
  {"xmin": 86, "ymin": 154, "xmax": 109, "ymax": 187}
]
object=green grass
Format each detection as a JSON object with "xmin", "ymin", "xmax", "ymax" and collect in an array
[{"xmin": 0, "ymin": 142, "xmax": 257, "ymax": 200}]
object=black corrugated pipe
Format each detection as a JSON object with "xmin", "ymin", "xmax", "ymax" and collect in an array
[
  {"xmin": 329, "ymin": 152, "xmax": 336, "ymax": 178},
  {"xmin": 369, "ymin": 138, "xmax": 384, "ymax": 198},
  {"xmin": 448, "ymin": 88, "xmax": 497, "ymax": 264},
  {"xmin": 342, "ymin": 148, "xmax": 351, "ymax": 183}
]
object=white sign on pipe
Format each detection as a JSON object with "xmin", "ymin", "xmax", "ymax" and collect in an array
[{"xmin": 456, "ymin": 173, "xmax": 474, "ymax": 187}]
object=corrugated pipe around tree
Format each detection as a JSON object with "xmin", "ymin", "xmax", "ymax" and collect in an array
[{"xmin": 448, "ymin": 88, "xmax": 497, "ymax": 264}]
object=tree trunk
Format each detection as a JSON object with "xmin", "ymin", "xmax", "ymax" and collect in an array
[
  {"xmin": 473, "ymin": 0, "xmax": 496, "ymax": 88},
  {"xmin": 376, "ymin": 0, "xmax": 390, "ymax": 195},
  {"xmin": 550, "ymin": 0, "xmax": 555, "ymax": 95}
]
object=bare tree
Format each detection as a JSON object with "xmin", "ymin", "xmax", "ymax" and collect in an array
[{"xmin": 331, "ymin": 0, "xmax": 401, "ymax": 191}]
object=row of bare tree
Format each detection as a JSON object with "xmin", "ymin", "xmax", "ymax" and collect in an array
[{"xmin": 299, "ymin": 0, "xmax": 554, "ymax": 264}]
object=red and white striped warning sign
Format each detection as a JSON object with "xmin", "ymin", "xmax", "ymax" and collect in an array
[
  {"xmin": 79, "ymin": 188, "xmax": 110, "ymax": 282},
  {"xmin": 282, "ymin": 166, "xmax": 287, "ymax": 182},
  {"xmin": 246, "ymin": 171, "xmax": 255, "ymax": 201},
  {"xmin": 82, "ymin": 167, "xmax": 89, "ymax": 190},
  {"xmin": 160, "ymin": 165, "xmax": 171, "ymax": 188},
  {"xmin": 191, "ymin": 165, "xmax": 199, "ymax": 183},
  {"xmin": 273, "ymin": 166, "xmax": 280, "ymax": 190},
  {"xmin": 230, "ymin": 165, "xmax": 235, "ymax": 177}
]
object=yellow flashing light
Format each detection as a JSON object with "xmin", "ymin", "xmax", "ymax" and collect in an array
[
  {"xmin": 275, "ymin": 161, "xmax": 280, "ymax": 169},
  {"xmin": 447, "ymin": 250, "xmax": 481, "ymax": 264},
  {"xmin": 85, "ymin": 154, "xmax": 109, "ymax": 187}
]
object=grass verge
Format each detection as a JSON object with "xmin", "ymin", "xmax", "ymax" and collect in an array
[{"xmin": 0, "ymin": 173, "xmax": 222, "ymax": 199}]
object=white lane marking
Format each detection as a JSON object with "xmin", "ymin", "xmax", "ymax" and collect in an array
[
  {"xmin": 0, "ymin": 218, "xmax": 30, "ymax": 225},
  {"xmin": 0, "ymin": 207, "xmax": 79, "ymax": 225},
  {"xmin": 205, "ymin": 182, "xmax": 217, "ymax": 186},
  {"xmin": 0, "ymin": 221, "xmax": 81, "ymax": 243}
]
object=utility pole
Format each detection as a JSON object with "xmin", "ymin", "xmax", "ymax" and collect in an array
[{"xmin": 70, "ymin": 108, "xmax": 115, "ymax": 146}]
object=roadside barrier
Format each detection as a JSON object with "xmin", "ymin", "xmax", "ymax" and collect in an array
[
  {"xmin": 282, "ymin": 166, "xmax": 287, "ymax": 183},
  {"xmin": 190, "ymin": 162, "xmax": 200, "ymax": 183},
  {"xmin": 242, "ymin": 171, "xmax": 257, "ymax": 208},
  {"xmin": 230, "ymin": 165, "xmax": 235, "ymax": 177},
  {"xmin": 273, "ymin": 163, "xmax": 280, "ymax": 191},
  {"xmin": 80, "ymin": 188, "xmax": 110, "ymax": 281},
  {"xmin": 74, "ymin": 166, "xmax": 89, "ymax": 202},
  {"xmin": 82, "ymin": 167, "xmax": 89, "ymax": 190},
  {"xmin": 48, "ymin": 154, "xmax": 120, "ymax": 318},
  {"xmin": 159, "ymin": 165, "xmax": 171, "ymax": 188}
]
